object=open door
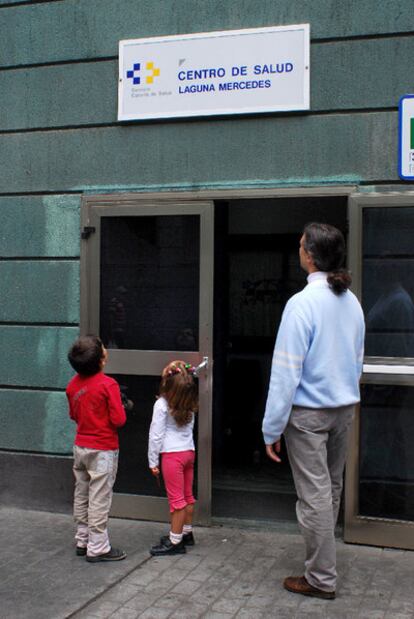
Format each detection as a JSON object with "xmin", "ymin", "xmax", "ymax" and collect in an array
[
  {"xmin": 345, "ymin": 193, "xmax": 414, "ymax": 549},
  {"xmin": 81, "ymin": 196, "xmax": 214, "ymax": 524}
]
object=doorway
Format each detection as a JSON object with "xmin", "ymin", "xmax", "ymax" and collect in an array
[
  {"xmin": 212, "ymin": 196, "xmax": 348, "ymax": 522},
  {"xmin": 80, "ymin": 191, "xmax": 348, "ymax": 525}
]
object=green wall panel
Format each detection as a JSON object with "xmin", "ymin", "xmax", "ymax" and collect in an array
[
  {"xmin": 0, "ymin": 36, "xmax": 411, "ymax": 131},
  {"xmin": 0, "ymin": 326, "xmax": 78, "ymax": 388},
  {"xmin": 0, "ymin": 196, "xmax": 80, "ymax": 257},
  {"xmin": 0, "ymin": 0, "xmax": 413, "ymax": 67},
  {"xmin": 312, "ymin": 37, "xmax": 413, "ymax": 111},
  {"xmin": 0, "ymin": 390, "xmax": 74, "ymax": 454},
  {"xmin": 0, "ymin": 62, "xmax": 117, "ymax": 131},
  {"xmin": 0, "ymin": 261, "xmax": 79, "ymax": 323},
  {"xmin": 0, "ymin": 112, "xmax": 397, "ymax": 192}
]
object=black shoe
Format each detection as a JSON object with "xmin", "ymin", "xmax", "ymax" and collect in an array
[
  {"xmin": 183, "ymin": 532, "xmax": 195, "ymax": 546},
  {"xmin": 150, "ymin": 538, "xmax": 186, "ymax": 556},
  {"xmin": 76, "ymin": 546, "xmax": 87, "ymax": 556},
  {"xmin": 86, "ymin": 547, "xmax": 126, "ymax": 563},
  {"xmin": 160, "ymin": 532, "xmax": 195, "ymax": 546}
]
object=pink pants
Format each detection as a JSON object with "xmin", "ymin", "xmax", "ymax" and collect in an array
[{"xmin": 161, "ymin": 450, "xmax": 196, "ymax": 512}]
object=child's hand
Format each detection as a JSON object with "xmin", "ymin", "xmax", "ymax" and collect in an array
[{"xmin": 150, "ymin": 466, "xmax": 160, "ymax": 477}]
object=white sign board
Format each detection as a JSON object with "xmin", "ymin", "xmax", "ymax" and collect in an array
[
  {"xmin": 118, "ymin": 25, "xmax": 310, "ymax": 121},
  {"xmin": 399, "ymin": 95, "xmax": 414, "ymax": 180}
]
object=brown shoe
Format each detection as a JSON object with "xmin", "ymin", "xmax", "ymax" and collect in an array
[{"xmin": 283, "ymin": 576, "xmax": 335, "ymax": 600}]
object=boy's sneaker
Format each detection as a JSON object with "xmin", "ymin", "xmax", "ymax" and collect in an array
[
  {"xmin": 150, "ymin": 538, "xmax": 186, "ymax": 556},
  {"xmin": 160, "ymin": 532, "xmax": 195, "ymax": 546},
  {"xmin": 76, "ymin": 546, "xmax": 87, "ymax": 556},
  {"xmin": 86, "ymin": 547, "xmax": 126, "ymax": 563}
]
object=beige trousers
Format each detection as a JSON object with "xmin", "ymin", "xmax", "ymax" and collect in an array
[
  {"xmin": 284, "ymin": 404, "xmax": 355, "ymax": 592},
  {"xmin": 73, "ymin": 446, "xmax": 119, "ymax": 557}
]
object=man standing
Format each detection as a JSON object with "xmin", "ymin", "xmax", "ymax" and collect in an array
[{"xmin": 262, "ymin": 223, "xmax": 365, "ymax": 599}]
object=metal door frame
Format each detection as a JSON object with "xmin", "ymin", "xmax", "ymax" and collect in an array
[
  {"xmin": 345, "ymin": 192, "xmax": 414, "ymax": 549},
  {"xmin": 81, "ymin": 196, "xmax": 214, "ymax": 524}
]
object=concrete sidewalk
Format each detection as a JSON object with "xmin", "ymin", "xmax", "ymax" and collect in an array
[{"xmin": 1, "ymin": 507, "xmax": 413, "ymax": 619}]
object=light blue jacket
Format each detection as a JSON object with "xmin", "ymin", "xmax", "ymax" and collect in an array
[{"xmin": 262, "ymin": 272, "xmax": 365, "ymax": 445}]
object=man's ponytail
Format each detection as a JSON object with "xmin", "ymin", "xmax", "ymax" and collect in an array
[
  {"xmin": 327, "ymin": 269, "xmax": 352, "ymax": 295},
  {"xmin": 303, "ymin": 223, "xmax": 350, "ymax": 295}
]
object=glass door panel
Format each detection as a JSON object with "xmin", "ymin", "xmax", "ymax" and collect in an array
[
  {"xmin": 110, "ymin": 373, "xmax": 165, "ymax": 497},
  {"xmin": 346, "ymin": 194, "xmax": 414, "ymax": 549},
  {"xmin": 359, "ymin": 382, "xmax": 414, "ymax": 522},
  {"xmin": 362, "ymin": 207, "xmax": 414, "ymax": 358},
  {"xmin": 81, "ymin": 199, "xmax": 213, "ymax": 523},
  {"xmin": 100, "ymin": 215, "xmax": 200, "ymax": 351}
]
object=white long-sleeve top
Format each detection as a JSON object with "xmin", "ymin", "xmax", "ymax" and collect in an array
[
  {"xmin": 262, "ymin": 272, "xmax": 365, "ymax": 445},
  {"xmin": 148, "ymin": 396, "xmax": 195, "ymax": 468}
]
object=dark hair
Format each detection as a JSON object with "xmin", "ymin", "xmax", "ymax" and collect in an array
[
  {"xmin": 68, "ymin": 335, "xmax": 105, "ymax": 376},
  {"xmin": 159, "ymin": 360, "xmax": 198, "ymax": 427},
  {"xmin": 303, "ymin": 223, "xmax": 351, "ymax": 294}
]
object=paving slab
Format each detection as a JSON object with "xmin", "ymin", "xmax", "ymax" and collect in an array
[
  {"xmin": 0, "ymin": 507, "xmax": 161, "ymax": 619},
  {"xmin": 1, "ymin": 507, "xmax": 414, "ymax": 619}
]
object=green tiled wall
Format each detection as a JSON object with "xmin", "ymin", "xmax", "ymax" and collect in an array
[
  {"xmin": 0, "ymin": 390, "xmax": 75, "ymax": 454},
  {"xmin": 0, "ymin": 0, "xmax": 413, "ymax": 457}
]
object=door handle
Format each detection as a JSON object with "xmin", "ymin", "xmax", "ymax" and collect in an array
[{"xmin": 194, "ymin": 356, "xmax": 209, "ymax": 376}]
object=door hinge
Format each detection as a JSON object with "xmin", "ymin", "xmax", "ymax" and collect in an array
[{"xmin": 81, "ymin": 226, "xmax": 96, "ymax": 239}]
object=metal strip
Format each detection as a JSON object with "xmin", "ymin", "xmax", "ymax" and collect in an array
[
  {"xmin": 82, "ymin": 185, "xmax": 357, "ymax": 207},
  {"xmin": 344, "ymin": 516, "xmax": 414, "ymax": 551},
  {"xmin": 363, "ymin": 356, "xmax": 414, "ymax": 366},
  {"xmin": 363, "ymin": 364, "xmax": 414, "ymax": 374},
  {"xmin": 196, "ymin": 204, "xmax": 214, "ymax": 524},
  {"xmin": 79, "ymin": 198, "xmax": 90, "ymax": 335},
  {"xmin": 110, "ymin": 494, "xmax": 170, "ymax": 521},
  {"xmin": 105, "ymin": 350, "xmax": 202, "ymax": 376},
  {"xmin": 87, "ymin": 202, "xmax": 211, "ymax": 217},
  {"xmin": 361, "ymin": 373, "xmax": 414, "ymax": 386}
]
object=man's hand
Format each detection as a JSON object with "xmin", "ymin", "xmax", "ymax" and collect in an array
[
  {"xmin": 150, "ymin": 466, "xmax": 160, "ymax": 477},
  {"xmin": 266, "ymin": 441, "xmax": 282, "ymax": 463}
]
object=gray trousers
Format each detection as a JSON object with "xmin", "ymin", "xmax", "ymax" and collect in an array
[
  {"xmin": 284, "ymin": 404, "xmax": 355, "ymax": 592},
  {"xmin": 73, "ymin": 446, "xmax": 119, "ymax": 557}
]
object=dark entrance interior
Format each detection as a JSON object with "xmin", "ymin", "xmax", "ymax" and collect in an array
[{"xmin": 212, "ymin": 196, "xmax": 348, "ymax": 522}]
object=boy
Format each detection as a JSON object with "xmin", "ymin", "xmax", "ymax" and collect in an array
[{"xmin": 67, "ymin": 335, "xmax": 127, "ymax": 562}]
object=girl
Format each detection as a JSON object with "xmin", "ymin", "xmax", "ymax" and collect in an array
[{"xmin": 148, "ymin": 360, "xmax": 198, "ymax": 556}]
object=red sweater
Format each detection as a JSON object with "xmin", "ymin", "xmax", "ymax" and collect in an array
[{"xmin": 66, "ymin": 372, "xmax": 126, "ymax": 450}]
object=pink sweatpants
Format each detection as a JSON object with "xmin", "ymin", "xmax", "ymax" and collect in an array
[{"xmin": 161, "ymin": 450, "xmax": 196, "ymax": 512}]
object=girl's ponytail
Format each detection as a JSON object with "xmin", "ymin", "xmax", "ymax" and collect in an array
[{"xmin": 159, "ymin": 361, "xmax": 198, "ymax": 426}]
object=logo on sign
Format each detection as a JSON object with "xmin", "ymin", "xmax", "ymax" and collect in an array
[{"xmin": 127, "ymin": 62, "xmax": 160, "ymax": 85}]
